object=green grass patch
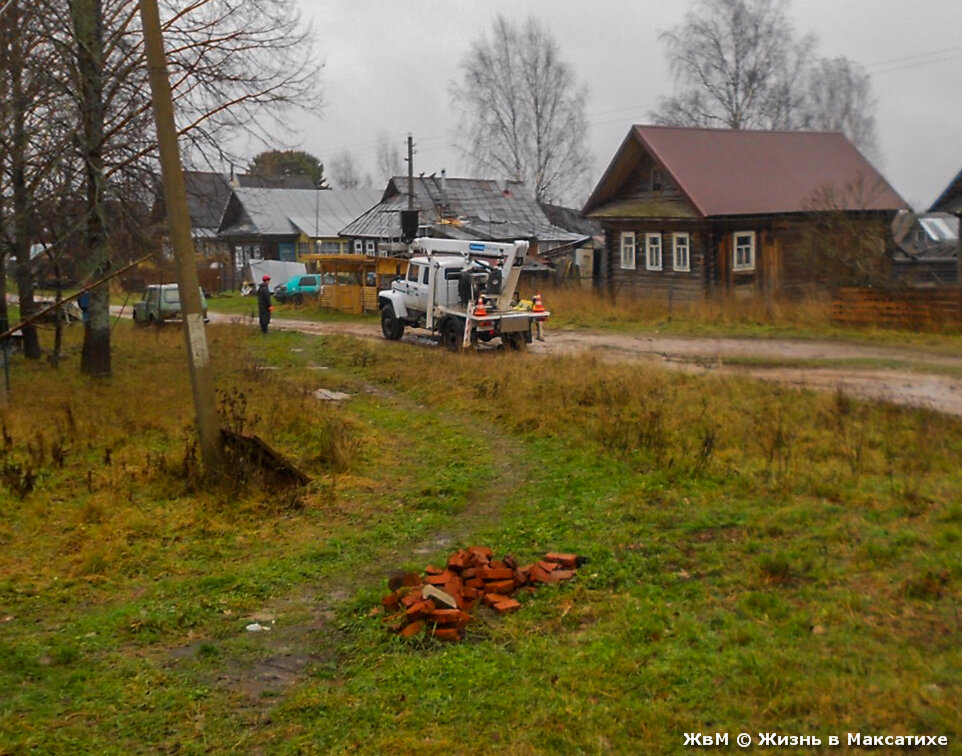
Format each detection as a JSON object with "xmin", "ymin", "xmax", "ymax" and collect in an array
[{"xmin": 0, "ymin": 320, "xmax": 959, "ymax": 753}]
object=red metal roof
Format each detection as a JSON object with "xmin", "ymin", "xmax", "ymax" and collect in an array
[{"xmin": 585, "ymin": 125, "xmax": 908, "ymax": 218}]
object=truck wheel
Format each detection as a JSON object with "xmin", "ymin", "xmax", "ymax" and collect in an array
[
  {"xmin": 292, "ymin": 293, "xmax": 304, "ymax": 305},
  {"xmin": 440, "ymin": 318, "xmax": 464, "ymax": 352},
  {"xmin": 381, "ymin": 306, "xmax": 404, "ymax": 340},
  {"xmin": 504, "ymin": 333, "xmax": 527, "ymax": 351}
]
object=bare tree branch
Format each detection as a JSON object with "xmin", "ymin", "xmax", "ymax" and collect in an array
[{"xmin": 450, "ymin": 15, "xmax": 592, "ymax": 205}]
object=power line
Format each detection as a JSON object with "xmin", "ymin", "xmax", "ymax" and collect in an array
[{"xmin": 865, "ymin": 44, "xmax": 962, "ymax": 71}]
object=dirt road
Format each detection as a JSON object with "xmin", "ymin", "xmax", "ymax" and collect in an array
[{"xmin": 214, "ymin": 311, "xmax": 962, "ymax": 417}]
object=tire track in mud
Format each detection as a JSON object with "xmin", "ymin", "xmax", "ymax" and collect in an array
[{"xmin": 173, "ymin": 367, "xmax": 528, "ymax": 709}]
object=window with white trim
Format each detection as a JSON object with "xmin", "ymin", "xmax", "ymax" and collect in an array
[
  {"xmin": 353, "ymin": 239, "xmax": 363, "ymax": 253},
  {"xmin": 620, "ymin": 231, "xmax": 636, "ymax": 270},
  {"xmin": 645, "ymin": 233, "xmax": 662, "ymax": 271},
  {"xmin": 673, "ymin": 233, "xmax": 690, "ymax": 272},
  {"xmin": 733, "ymin": 232, "xmax": 755, "ymax": 271}
]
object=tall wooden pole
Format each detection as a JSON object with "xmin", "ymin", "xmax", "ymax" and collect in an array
[
  {"xmin": 407, "ymin": 135, "xmax": 414, "ymax": 211},
  {"xmin": 139, "ymin": 0, "xmax": 224, "ymax": 476}
]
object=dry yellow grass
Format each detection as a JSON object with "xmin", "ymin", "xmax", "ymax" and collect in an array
[{"xmin": 538, "ymin": 284, "xmax": 835, "ymax": 331}]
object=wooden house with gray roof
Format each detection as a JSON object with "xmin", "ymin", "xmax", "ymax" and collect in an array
[
  {"xmin": 583, "ymin": 125, "xmax": 908, "ymax": 301},
  {"xmin": 339, "ymin": 175, "xmax": 590, "ymax": 261},
  {"xmin": 216, "ymin": 187, "xmax": 381, "ymax": 288}
]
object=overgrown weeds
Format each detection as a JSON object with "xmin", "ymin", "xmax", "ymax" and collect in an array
[{"xmin": 1, "ymin": 322, "xmax": 961, "ymax": 754}]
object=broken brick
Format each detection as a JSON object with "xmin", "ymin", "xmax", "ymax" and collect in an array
[
  {"xmin": 381, "ymin": 592, "xmax": 400, "ymax": 609},
  {"xmin": 544, "ymin": 553, "xmax": 579, "ymax": 569},
  {"xmin": 430, "ymin": 609, "xmax": 468, "ymax": 625},
  {"xmin": 425, "ymin": 570, "xmax": 457, "ymax": 586},
  {"xmin": 479, "ymin": 566, "xmax": 515, "ymax": 581},
  {"xmin": 432, "ymin": 627, "xmax": 462, "ymax": 642},
  {"xmin": 467, "ymin": 545, "xmax": 493, "ymax": 560},
  {"xmin": 387, "ymin": 571, "xmax": 423, "ymax": 591},
  {"xmin": 528, "ymin": 566, "xmax": 554, "ymax": 584},
  {"xmin": 399, "ymin": 620, "xmax": 424, "ymax": 638},
  {"xmin": 447, "ymin": 550, "xmax": 469, "ymax": 571},
  {"xmin": 482, "ymin": 592, "xmax": 506, "ymax": 608},
  {"xmin": 405, "ymin": 600, "xmax": 436, "ymax": 620},
  {"xmin": 382, "ymin": 546, "xmax": 582, "ymax": 643}
]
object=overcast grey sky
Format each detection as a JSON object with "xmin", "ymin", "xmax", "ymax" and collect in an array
[{"xmin": 283, "ymin": 0, "xmax": 962, "ymax": 210}]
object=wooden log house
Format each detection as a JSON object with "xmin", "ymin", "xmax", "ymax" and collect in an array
[{"xmin": 582, "ymin": 126, "xmax": 909, "ymax": 301}]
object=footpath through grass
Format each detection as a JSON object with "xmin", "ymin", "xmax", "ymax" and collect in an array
[{"xmin": 0, "ymin": 321, "xmax": 959, "ymax": 754}]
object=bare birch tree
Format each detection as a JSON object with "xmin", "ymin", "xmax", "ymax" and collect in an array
[
  {"xmin": 653, "ymin": 0, "xmax": 880, "ymax": 159},
  {"xmin": 375, "ymin": 134, "xmax": 403, "ymax": 181},
  {"xmin": 450, "ymin": 15, "xmax": 592, "ymax": 204},
  {"xmin": 653, "ymin": 0, "xmax": 813, "ymax": 130},
  {"xmin": 3, "ymin": 0, "xmax": 322, "ymax": 376},
  {"xmin": 802, "ymin": 57, "xmax": 879, "ymax": 161},
  {"xmin": 329, "ymin": 151, "xmax": 371, "ymax": 189}
]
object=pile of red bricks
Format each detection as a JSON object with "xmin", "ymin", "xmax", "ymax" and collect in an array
[{"xmin": 380, "ymin": 547, "xmax": 582, "ymax": 642}]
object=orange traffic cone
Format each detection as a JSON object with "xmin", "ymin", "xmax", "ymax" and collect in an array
[
  {"xmin": 474, "ymin": 294, "xmax": 488, "ymax": 317},
  {"xmin": 532, "ymin": 292, "xmax": 545, "ymax": 313}
]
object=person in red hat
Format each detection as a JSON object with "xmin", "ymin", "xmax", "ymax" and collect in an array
[{"xmin": 257, "ymin": 275, "xmax": 272, "ymax": 333}]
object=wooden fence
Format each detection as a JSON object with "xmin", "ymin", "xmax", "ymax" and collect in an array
[{"xmin": 831, "ymin": 287, "xmax": 962, "ymax": 330}]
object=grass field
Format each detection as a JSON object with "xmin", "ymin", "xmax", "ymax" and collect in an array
[{"xmin": 0, "ymin": 319, "xmax": 959, "ymax": 754}]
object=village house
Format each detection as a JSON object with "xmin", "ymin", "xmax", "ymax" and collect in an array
[
  {"xmin": 890, "ymin": 211, "xmax": 959, "ymax": 287},
  {"xmin": 339, "ymin": 175, "xmax": 592, "ymax": 288},
  {"xmin": 582, "ymin": 125, "xmax": 909, "ymax": 301},
  {"xmin": 216, "ymin": 186, "xmax": 381, "ymax": 288}
]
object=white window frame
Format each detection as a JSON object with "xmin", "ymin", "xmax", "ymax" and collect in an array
[
  {"xmin": 672, "ymin": 233, "xmax": 690, "ymax": 272},
  {"xmin": 620, "ymin": 231, "xmax": 636, "ymax": 270},
  {"xmin": 353, "ymin": 239, "xmax": 363, "ymax": 253},
  {"xmin": 645, "ymin": 233, "xmax": 662, "ymax": 271},
  {"xmin": 733, "ymin": 231, "xmax": 756, "ymax": 272},
  {"xmin": 365, "ymin": 239, "xmax": 376, "ymax": 255}
]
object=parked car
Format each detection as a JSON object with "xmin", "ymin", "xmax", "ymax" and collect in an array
[
  {"xmin": 132, "ymin": 284, "xmax": 208, "ymax": 325},
  {"xmin": 274, "ymin": 274, "xmax": 325, "ymax": 304}
]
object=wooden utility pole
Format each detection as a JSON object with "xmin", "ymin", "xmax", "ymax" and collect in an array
[
  {"xmin": 407, "ymin": 135, "xmax": 414, "ymax": 211},
  {"xmin": 139, "ymin": 0, "xmax": 224, "ymax": 475}
]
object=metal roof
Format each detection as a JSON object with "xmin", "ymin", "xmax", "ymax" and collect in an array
[
  {"xmin": 218, "ymin": 187, "xmax": 381, "ymax": 238},
  {"xmin": 919, "ymin": 216, "xmax": 959, "ymax": 242},
  {"xmin": 340, "ymin": 176, "xmax": 584, "ymax": 244},
  {"xmin": 930, "ymin": 167, "xmax": 962, "ymax": 215},
  {"xmin": 584, "ymin": 125, "xmax": 908, "ymax": 219},
  {"xmin": 179, "ymin": 171, "xmax": 234, "ymax": 232},
  {"xmin": 892, "ymin": 211, "xmax": 959, "ymax": 261}
]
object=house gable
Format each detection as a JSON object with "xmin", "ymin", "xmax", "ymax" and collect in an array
[
  {"xmin": 584, "ymin": 125, "xmax": 908, "ymax": 222},
  {"xmin": 582, "ymin": 130, "xmax": 701, "ymax": 221},
  {"xmin": 930, "ymin": 167, "xmax": 962, "ymax": 215}
]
